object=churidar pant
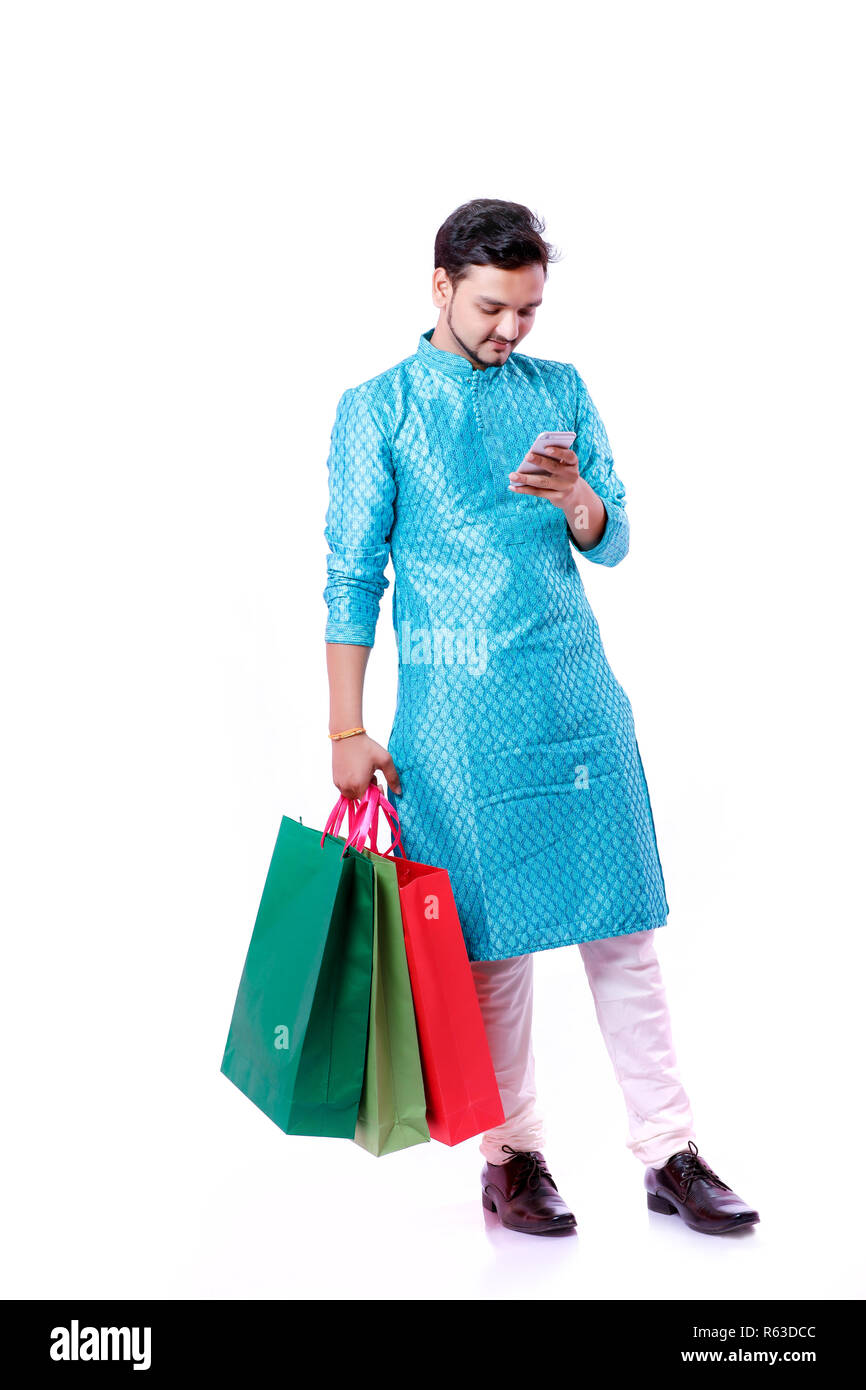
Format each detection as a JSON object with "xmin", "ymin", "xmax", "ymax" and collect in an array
[{"xmin": 470, "ymin": 928, "xmax": 697, "ymax": 1169}]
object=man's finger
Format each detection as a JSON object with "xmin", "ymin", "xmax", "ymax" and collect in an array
[
  {"xmin": 511, "ymin": 469, "xmax": 557, "ymax": 488},
  {"xmin": 509, "ymin": 482, "xmax": 564, "ymax": 498},
  {"xmin": 527, "ymin": 447, "xmax": 577, "ymax": 467},
  {"xmin": 380, "ymin": 756, "xmax": 402, "ymax": 796}
]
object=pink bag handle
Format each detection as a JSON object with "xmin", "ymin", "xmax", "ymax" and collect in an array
[
  {"xmin": 344, "ymin": 781, "xmax": 405, "ymax": 859},
  {"xmin": 355, "ymin": 783, "xmax": 405, "ymax": 856},
  {"xmin": 320, "ymin": 793, "xmax": 365, "ymax": 856}
]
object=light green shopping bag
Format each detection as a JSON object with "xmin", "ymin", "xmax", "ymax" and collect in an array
[{"xmin": 353, "ymin": 847, "xmax": 431, "ymax": 1157}]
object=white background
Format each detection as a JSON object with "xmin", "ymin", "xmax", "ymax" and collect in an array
[{"xmin": 2, "ymin": 0, "xmax": 864, "ymax": 1301}]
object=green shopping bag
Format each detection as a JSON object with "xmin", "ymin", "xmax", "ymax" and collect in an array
[
  {"xmin": 220, "ymin": 814, "xmax": 375, "ymax": 1137},
  {"xmin": 353, "ymin": 847, "xmax": 431, "ymax": 1157}
]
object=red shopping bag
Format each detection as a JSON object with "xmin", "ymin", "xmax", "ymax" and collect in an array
[{"xmin": 342, "ymin": 783, "xmax": 505, "ymax": 1146}]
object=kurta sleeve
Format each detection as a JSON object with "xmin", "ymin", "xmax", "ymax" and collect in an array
[
  {"xmin": 323, "ymin": 385, "xmax": 397, "ymax": 646},
  {"xmin": 567, "ymin": 366, "xmax": 630, "ymax": 567}
]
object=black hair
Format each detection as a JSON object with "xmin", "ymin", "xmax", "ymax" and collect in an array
[{"xmin": 434, "ymin": 198, "xmax": 561, "ymax": 291}]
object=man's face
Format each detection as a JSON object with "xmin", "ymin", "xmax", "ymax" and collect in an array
[{"xmin": 434, "ymin": 263, "xmax": 545, "ymax": 369}]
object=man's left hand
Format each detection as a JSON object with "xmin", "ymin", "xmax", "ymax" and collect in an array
[
  {"xmin": 508, "ymin": 444, "xmax": 584, "ymax": 513},
  {"xmin": 508, "ymin": 445, "xmax": 607, "ymax": 549}
]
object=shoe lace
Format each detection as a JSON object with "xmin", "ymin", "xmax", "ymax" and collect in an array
[
  {"xmin": 677, "ymin": 1139, "xmax": 732, "ymax": 1197},
  {"xmin": 500, "ymin": 1145, "xmax": 557, "ymax": 1195}
]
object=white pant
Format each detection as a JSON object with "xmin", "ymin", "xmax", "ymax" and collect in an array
[{"xmin": 469, "ymin": 928, "xmax": 697, "ymax": 1169}]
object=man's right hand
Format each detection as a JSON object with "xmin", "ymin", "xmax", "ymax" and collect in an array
[{"xmin": 332, "ymin": 733, "xmax": 402, "ymax": 800}]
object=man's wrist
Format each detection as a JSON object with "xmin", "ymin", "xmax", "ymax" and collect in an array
[
  {"xmin": 329, "ymin": 719, "xmax": 365, "ymax": 736},
  {"xmin": 566, "ymin": 480, "xmax": 607, "ymax": 550}
]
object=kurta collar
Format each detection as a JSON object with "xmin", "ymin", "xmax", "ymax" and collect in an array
[{"xmin": 415, "ymin": 327, "xmax": 505, "ymax": 380}]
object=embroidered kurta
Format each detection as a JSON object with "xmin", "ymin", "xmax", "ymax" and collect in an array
[{"xmin": 322, "ymin": 327, "xmax": 669, "ymax": 962}]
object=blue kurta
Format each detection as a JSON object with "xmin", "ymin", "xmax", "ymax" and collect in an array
[{"xmin": 323, "ymin": 327, "xmax": 669, "ymax": 962}]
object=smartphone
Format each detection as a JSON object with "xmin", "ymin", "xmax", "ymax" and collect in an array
[{"xmin": 517, "ymin": 430, "xmax": 577, "ymax": 475}]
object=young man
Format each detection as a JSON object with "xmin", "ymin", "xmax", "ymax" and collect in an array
[{"xmin": 323, "ymin": 198, "xmax": 758, "ymax": 1238}]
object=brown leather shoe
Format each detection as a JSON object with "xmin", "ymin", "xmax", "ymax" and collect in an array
[
  {"xmin": 481, "ymin": 1144, "xmax": 577, "ymax": 1235},
  {"xmin": 645, "ymin": 1140, "xmax": 760, "ymax": 1235}
]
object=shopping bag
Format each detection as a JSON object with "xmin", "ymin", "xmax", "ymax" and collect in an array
[
  {"xmin": 351, "ymin": 843, "xmax": 430, "ymax": 1157},
  {"xmin": 349, "ymin": 784, "xmax": 506, "ymax": 1147},
  {"xmin": 220, "ymin": 807, "xmax": 375, "ymax": 1137}
]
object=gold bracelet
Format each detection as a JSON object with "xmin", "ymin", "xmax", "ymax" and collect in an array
[{"xmin": 328, "ymin": 726, "xmax": 366, "ymax": 741}]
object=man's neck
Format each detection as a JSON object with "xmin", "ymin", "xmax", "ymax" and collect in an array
[{"xmin": 431, "ymin": 323, "xmax": 486, "ymax": 370}]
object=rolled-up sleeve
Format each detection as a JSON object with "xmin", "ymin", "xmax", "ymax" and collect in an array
[
  {"xmin": 323, "ymin": 385, "xmax": 397, "ymax": 646},
  {"xmin": 568, "ymin": 366, "xmax": 630, "ymax": 567}
]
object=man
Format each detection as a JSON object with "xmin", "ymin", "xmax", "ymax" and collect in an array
[{"xmin": 323, "ymin": 198, "xmax": 758, "ymax": 1238}]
